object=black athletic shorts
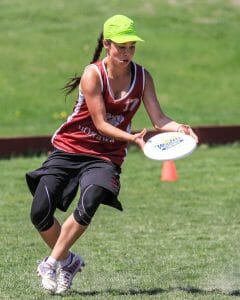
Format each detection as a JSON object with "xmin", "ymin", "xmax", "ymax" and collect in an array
[{"xmin": 26, "ymin": 149, "xmax": 122, "ymax": 211}]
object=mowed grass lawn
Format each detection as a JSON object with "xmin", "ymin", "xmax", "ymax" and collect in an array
[
  {"xmin": 0, "ymin": 144, "xmax": 239, "ymax": 299},
  {"xmin": 0, "ymin": 0, "xmax": 240, "ymax": 136},
  {"xmin": 0, "ymin": 0, "xmax": 239, "ymax": 299}
]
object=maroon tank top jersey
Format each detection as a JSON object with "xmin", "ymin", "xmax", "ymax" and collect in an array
[{"xmin": 52, "ymin": 59, "xmax": 145, "ymax": 166}]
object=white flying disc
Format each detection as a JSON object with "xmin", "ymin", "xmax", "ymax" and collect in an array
[{"xmin": 143, "ymin": 132, "xmax": 197, "ymax": 161}]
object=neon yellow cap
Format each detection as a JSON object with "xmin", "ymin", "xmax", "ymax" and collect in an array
[{"xmin": 103, "ymin": 15, "xmax": 144, "ymax": 43}]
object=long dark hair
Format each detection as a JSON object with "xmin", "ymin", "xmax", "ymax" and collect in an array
[{"xmin": 62, "ymin": 32, "xmax": 104, "ymax": 96}]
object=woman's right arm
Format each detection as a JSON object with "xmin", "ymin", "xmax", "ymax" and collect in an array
[{"xmin": 80, "ymin": 66, "xmax": 146, "ymax": 147}]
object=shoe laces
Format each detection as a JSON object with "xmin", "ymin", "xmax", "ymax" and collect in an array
[
  {"xmin": 42, "ymin": 263, "xmax": 56, "ymax": 279},
  {"xmin": 58, "ymin": 268, "xmax": 72, "ymax": 287}
]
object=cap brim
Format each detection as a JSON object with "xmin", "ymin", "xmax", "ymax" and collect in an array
[{"xmin": 111, "ymin": 35, "xmax": 144, "ymax": 43}]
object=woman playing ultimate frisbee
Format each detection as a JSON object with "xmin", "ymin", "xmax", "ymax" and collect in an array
[{"xmin": 26, "ymin": 14, "xmax": 198, "ymax": 294}]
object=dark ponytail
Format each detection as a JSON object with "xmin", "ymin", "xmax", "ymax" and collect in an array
[
  {"xmin": 90, "ymin": 32, "xmax": 104, "ymax": 64},
  {"xmin": 62, "ymin": 32, "xmax": 104, "ymax": 96}
]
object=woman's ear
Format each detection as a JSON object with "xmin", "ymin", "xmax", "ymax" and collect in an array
[{"xmin": 103, "ymin": 40, "xmax": 111, "ymax": 49}]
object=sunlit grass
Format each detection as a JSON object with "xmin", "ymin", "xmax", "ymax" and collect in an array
[
  {"xmin": 0, "ymin": 0, "xmax": 240, "ymax": 136},
  {"xmin": 0, "ymin": 144, "xmax": 239, "ymax": 299}
]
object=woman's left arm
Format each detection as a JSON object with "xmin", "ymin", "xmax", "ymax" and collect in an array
[{"xmin": 142, "ymin": 70, "xmax": 198, "ymax": 143}]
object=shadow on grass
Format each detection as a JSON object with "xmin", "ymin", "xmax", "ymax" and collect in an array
[{"xmin": 67, "ymin": 286, "xmax": 240, "ymax": 297}]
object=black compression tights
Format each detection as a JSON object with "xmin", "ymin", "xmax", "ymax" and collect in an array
[{"xmin": 73, "ymin": 185, "xmax": 112, "ymax": 225}]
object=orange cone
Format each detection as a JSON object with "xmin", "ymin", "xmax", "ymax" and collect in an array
[{"xmin": 160, "ymin": 160, "xmax": 178, "ymax": 182}]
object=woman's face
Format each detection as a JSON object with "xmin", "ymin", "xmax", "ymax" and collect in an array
[{"xmin": 104, "ymin": 41, "xmax": 136, "ymax": 65}]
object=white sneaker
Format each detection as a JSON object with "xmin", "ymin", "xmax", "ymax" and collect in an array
[
  {"xmin": 37, "ymin": 258, "xmax": 57, "ymax": 293},
  {"xmin": 56, "ymin": 253, "xmax": 85, "ymax": 294}
]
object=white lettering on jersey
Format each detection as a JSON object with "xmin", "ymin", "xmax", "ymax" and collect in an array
[
  {"xmin": 106, "ymin": 113, "xmax": 124, "ymax": 127},
  {"xmin": 78, "ymin": 125, "xmax": 115, "ymax": 143}
]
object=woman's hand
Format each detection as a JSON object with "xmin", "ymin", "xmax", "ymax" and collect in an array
[
  {"xmin": 132, "ymin": 128, "xmax": 147, "ymax": 151},
  {"xmin": 177, "ymin": 124, "xmax": 198, "ymax": 143}
]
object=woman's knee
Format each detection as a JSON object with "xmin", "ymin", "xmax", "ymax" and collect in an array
[
  {"xmin": 30, "ymin": 179, "xmax": 56, "ymax": 231},
  {"xmin": 73, "ymin": 185, "xmax": 109, "ymax": 226}
]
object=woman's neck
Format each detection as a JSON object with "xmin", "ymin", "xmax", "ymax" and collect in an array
[{"xmin": 104, "ymin": 57, "xmax": 131, "ymax": 79}]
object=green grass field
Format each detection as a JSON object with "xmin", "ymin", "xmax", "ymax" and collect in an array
[
  {"xmin": 0, "ymin": 144, "xmax": 239, "ymax": 299},
  {"xmin": 0, "ymin": 0, "xmax": 240, "ymax": 136},
  {"xmin": 0, "ymin": 1, "xmax": 239, "ymax": 299}
]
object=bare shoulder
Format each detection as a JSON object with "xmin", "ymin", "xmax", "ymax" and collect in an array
[
  {"xmin": 80, "ymin": 64, "xmax": 102, "ymax": 93},
  {"xmin": 142, "ymin": 68, "xmax": 156, "ymax": 97},
  {"xmin": 82, "ymin": 64, "xmax": 100, "ymax": 83},
  {"xmin": 144, "ymin": 68, "xmax": 154, "ymax": 84}
]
